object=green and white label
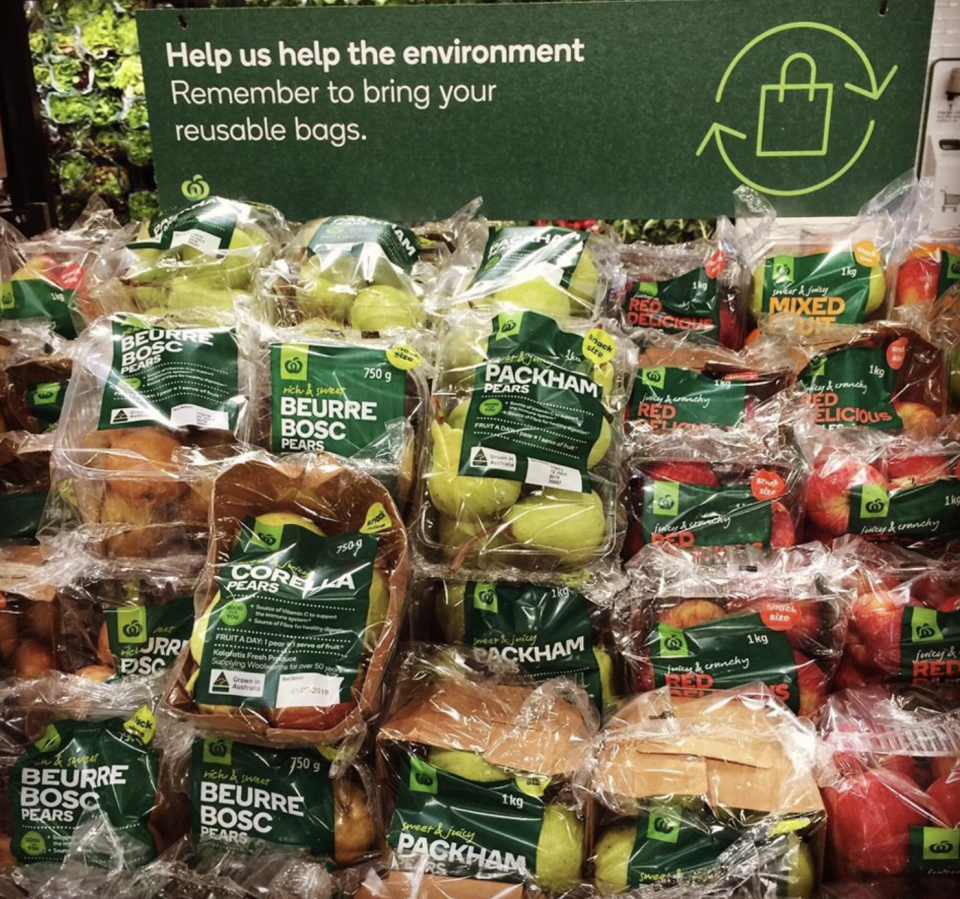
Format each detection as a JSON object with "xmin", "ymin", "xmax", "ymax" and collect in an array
[
  {"xmin": 620, "ymin": 269, "xmax": 721, "ymax": 338},
  {"xmin": 127, "ymin": 197, "xmax": 238, "ymax": 253},
  {"xmin": 389, "ymin": 752, "xmax": 544, "ymax": 881},
  {"xmin": 460, "ymin": 581, "xmax": 604, "ymax": 709},
  {"xmin": 269, "ymin": 342, "xmax": 408, "ymax": 456},
  {"xmin": 97, "ymin": 316, "xmax": 243, "ymax": 432},
  {"xmin": 799, "ymin": 345, "xmax": 902, "ymax": 429},
  {"xmin": 26, "ymin": 380, "xmax": 68, "ymax": 431},
  {"xmin": 10, "ymin": 714, "xmax": 159, "ymax": 865},
  {"xmin": 458, "ymin": 311, "xmax": 606, "ymax": 493},
  {"xmin": 848, "ymin": 480, "xmax": 960, "ymax": 542},
  {"xmin": 471, "ymin": 226, "xmax": 587, "ymax": 290},
  {"xmin": 910, "ymin": 826, "xmax": 960, "ymax": 873},
  {"xmin": 630, "ymin": 367, "xmax": 748, "ymax": 430},
  {"xmin": 305, "ymin": 215, "xmax": 419, "ymax": 273},
  {"xmin": 191, "ymin": 737, "xmax": 335, "ymax": 855},
  {"xmin": 900, "ymin": 608, "xmax": 960, "ymax": 684},
  {"xmin": 650, "ymin": 612, "xmax": 801, "ymax": 712},
  {"xmin": 0, "ymin": 275, "xmax": 78, "ymax": 339},
  {"xmin": 195, "ymin": 518, "xmax": 377, "ymax": 709},
  {"xmin": 104, "ymin": 594, "xmax": 194, "ymax": 678}
]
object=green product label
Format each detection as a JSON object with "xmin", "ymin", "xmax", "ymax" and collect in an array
[
  {"xmin": 759, "ymin": 249, "xmax": 874, "ymax": 324},
  {"xmin": 899, "ymin": 607, "xmax": 960, "ymax": 684},
  {"xmin": 650, "ymin": 612, "xmax": 800, "ymax": 712},
  {"xmin": 10, "ymin": 716, "xmax": 158, "ymax": 865},
  {"xmin": 848, "ymin": 480, "xmax": 960, "ymax": 541},
  {"xmin": 939, "ymin": 251, "xmax": 960, "ymax": 296},
  {"xmin": 460, "ymin": 582, "xmax": 603, "ymax": 709},
  {"xmin": 97, "ymin": 317, "xmax": 242, "ymax": 432},
  {"xmin": 642, "ymin": 481, "xmax": 773, "ymax": 547},
  {"xmin": 195, "ymin": 519, "xmax": 377, "ymax": 709},
  {"xmin": 26, "ymin": 380, "xmax": 67, "ymax": 431},
  {"xmin": 798, "ymin": 345, "xmax": 902, "ymax": 429},
  {"xmin": 0, "ymin": 278, "xmax": 77, "ymax": 339},
  {"xmin": 190, "ymin": 737, "xmax": 335, "ymax": 855},
  {"xmin": 458, "ymin": 311, "xmax": 604, "ymax": 493},
  {"xmin": 629, "ymin": 367, "xmax": 747, "ymax": 430},
  {"xmin": 388, "ymin": 753, "xmax": 544, "ymax": 882},
  {"xmin": 269, "ymin": 342, "xmax": 407, "ymax": 457},
  {"xmin": 620, "ymin": 269, "xmax": 720, "ymax": 338},
  {"xmin": 127, "ymin": 198, "xmax": 237, "ymax": 253},
  {"xmin": 626, "ymin": 807, "xmax": 739, "ymax": 887},
  {"xmin": 104, "ymin": 594, "xmax": 194, "ymax": 678},
  {"xmin": 305, "ymin": 215, "xmax": 419, "ymax": 274},
  {"xmin": 909, "ymin": 826, "xmax": 960, "ymax": 873},
  {"xmin": 471, "ymin": 226, "xmax": 587, "ymax": 289},
  {"xmin": 0, "ymin": 491, "xmax": 48, "ymax": 540}
]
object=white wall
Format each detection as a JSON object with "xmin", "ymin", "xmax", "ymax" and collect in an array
[{"xmin": 931, "ymin": 0, "xmax": 960, "ymax": 61}]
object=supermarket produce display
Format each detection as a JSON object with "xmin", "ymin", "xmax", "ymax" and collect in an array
[{"xmin": 1, "ymin": 183, "xmax": 960, "ymax": 899}]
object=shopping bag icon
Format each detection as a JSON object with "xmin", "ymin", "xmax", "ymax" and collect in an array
[{"xmin": 757, "ymin": 53, "xmax": 833, "ymax": 157}]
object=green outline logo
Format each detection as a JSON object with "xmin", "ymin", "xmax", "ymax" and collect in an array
[
  {"xmin": 859, "ymin": 484, "xmax": 890, "ymax": 520},
  {"xmin": 409, "ymin": 756, "xmax": 438, "ymax": 794},
  {"xmin": 910, "ymin": 608, "xmax": 944, "ymax": 644},
  {"xmin": 473, "ymin": 582, "xmax": 498, "ymax": 612},
  {"xmin": 203, "ymin": 737, "xmax": 233, "ymax": 765},
  {"xmin": 652, "ymin": 481, "xmax": 680, "ymax": 517},
  {"xmin": 118, "ymin": 606, "xmax": 148, "ymax": 644},
  {"xmin": 658, "ymin": 624, "xmax": 689, "ymax": 658},
  {"xmin": 181, "ymin": 174, "xmax": 210, "ymax": 201},
  {"xmin": 647, "ymin": 808, "xmax": 682, "ymax": 844}
]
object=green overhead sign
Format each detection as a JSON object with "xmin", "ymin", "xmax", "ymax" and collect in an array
[{"xmin": 138, "ymin": 0, "xmax": 934, "ymax": 221}]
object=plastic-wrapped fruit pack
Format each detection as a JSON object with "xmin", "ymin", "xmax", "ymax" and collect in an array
[
  {"xmin": 803, "ymin": 431, "xmax": 960, "ymax": 549},
  {"xmin": 606, "ymin": 218, "xmax": 750, "ymax": 349},
  {"xmin": 411, "ymin": 576, "xmax": 622, "ymax": 713},
  {"xmin": 623, "ymin": 428, "xmax": 805, "ymax": 558},
  {"xmin": 0, "ymin": 432, "xmax": 51, "ymax": 541},
  {"xmin": 438, "ymin": 218, "xmax": 614, "ymax": 319},
  {"xmin": 164, "ymin": 451, "xmax": 408, "ymax": 745},
  {"xmin": 86, "ymin": 197, "xmax": 289, "ymax": 321},
  {"xmin": 0, "ymin": 198, "xmax": 119, "ymax": 338},
  {"xmin": 818, "ymin": 684, "xmax": 960, "ymax": 880},
  {"xmin": 416, "ymin": 309, "xmax": 629, "ymax": 573},
  {"xmin": 252, "ymin": 325, "xmax": 429, "ymax": 510},
  {"xmin": 0, "ymin": 545, "xmax": 59, "ymax": 680},
  {"xmin": 589, "ymin": 687, "xmax": 825, "ymax": 897},
  {"xmin": 625, "ymin": 336, "xmax": 793, "ymax": 434},
  {"xmin": 56, "ymin": 555, "xmax": 204, "ymax": 686},
  {"xmin": 46, "ymin": 312, "xmax": 253, "ymax": 558},
  {"xmin": 376, "ymin": 651, "xmax": 598, "ymax": 895},
  {"xmin": 835, "ymin": 541, "xmax": 960, "ymax": 690},
  {"xmin": 618, "ymin": 544, "xmax": 848, "ymax": 717},
  {"xmin": 735, "ymin": 174, "xmax": 917, "ymax": 331},
  {"xmin": 792, "ymin": 324, "xmax": 945, "ymax": 433},
  {"xmin": 894, "ymin": 228, "xmax": 960, "ymax": 308},
  {"xmin": 0, "ymin": 676, "xmax": 188, "ymax": 870},
  {"xmin": 182, "ymin": 734, "xmax": 378, "ymax": 869}
]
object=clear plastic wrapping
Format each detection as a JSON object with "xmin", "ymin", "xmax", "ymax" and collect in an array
[
  {"xmin": 0, "ymin": 433, "xmax": 52, "ymax": 542},
  {"xmin": 163, "ymin": 450, "xmax": 409, "ymax": 745}
]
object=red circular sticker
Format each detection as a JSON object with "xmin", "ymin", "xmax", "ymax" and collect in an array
[
  {"xmin": 886, "ymin": 337, "xmax": 908, "ymax": 371},
  {"xmin": 751, "ymin": 469, "xmax": 787, "ymax": 501},
  {"xmin": 759, "ymin": 602, "xmax": 802, "ymax": 631},
  {"xmin": 705, "ymin": 249, "xmax": 726, "ymax": 279}
]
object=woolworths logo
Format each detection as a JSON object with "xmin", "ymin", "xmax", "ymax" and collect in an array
[
  {"xmin": 910, "ymin": 607, "xmax": 944, "ymax": 644},
  {"xmin": 859, "ymin": 484, "xmax": 890, "ymax": 519},
  {"xmin": 279, "ymin": 344, "xmax": 308, "ymax": 381},
  {"xmin": 658, "ymin": 624, "xmax": 689, "ymax": 658},
  {"xmin": 409, "ymin": 756, "xmax": 438, "ymax": 794},
  {"xmin": 923, "ymin": 827, "xmax": 959, "ymax": 861},
  {"xmin": 647, "ymin": 808, "xmax": 681, "ymax": 844},
  {"xmin": 772, "ymin": 255, "xmax": 795, "ymax": 283},
  {"xmin": 473, "ymin": 582, "xmax": 498, "ymax": 612},
  {"xmin": 203, "ymin": 737, "xmax": 233, "ymax": 765},
  {"xmin": 652, "ymin": 480, "xmax": 680, "ymax": 516},
  {"xmin": 948, "ymin": 253, "xmax": 960, "ymax": 281},
  {"xmin": 807, "ymin": 356, "xmax": 826, "ymax": 378},
  {"xmin": 641, "ymin": 367, "xmax": 666, "ymax": 388},
  {"xmin": 495, "ymin": 313, "xmax": 523, "ymax": 339},
  {"xmin": 117, "ymin": 606, "xmax": 148, "ymax": 644}
]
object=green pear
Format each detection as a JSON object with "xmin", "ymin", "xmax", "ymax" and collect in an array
[
  {"xmin": 594, "ymin": 646, "xmax": 617, "ymax": 709},
  {"xmin": 769, "ymin": 833, "xmax": 815, "ymax": 899},
  {"xmin": 252, "ymin": 512, "xmax": 324, "ymax": 537},
  {"xmin": 435, "ymin": 582, "xmax": 466, "ymax": 642},
  {"xmin": 592, "ymin": 363, "xmax": 615, "ymax": 399},
  {"xmin": 190, "ymin": 590, "xmax": 222, "ymax": 667},
  {"xmin": 588, "ymin": 419, "xmax": 612, "ymax": 469},
  {"xmin": 426, "ymin": 422, "xmax": 522, "ymax": 521},
  {"xmin": 165, "ymin": 277, "xmax": 243, "ymax": 323},
  {"xmin": 180, "ymin": 224, "xmax": 269, "ymax": 289},
  {"xmin": 536, "ymin": 804, "xmax": 584, "ymax": 892},
  {"xmin": 502, "ymin": 488, "xmax": 605, "ymax": 562},
  {"xmin": 435, "ymin": 514, "xmax": 506, "ymax": 564},
  {"xmin": 365, "ymin": 570, "xmax": 389, "ymax": 650},
  {"xmin": 350, "ymin": 284, "xmax": 423, "ymax": 332},
  {"xmin": 426, "ymin": 747, "xmax": 510, "ymax": 782},
  {"xmin": 568, "ymin": 249, "xmax": 600, "ymax": 306},
  {"xmin": 446, "ymin": 399, "xmax": 471, "ymax": 431},
  {"xmin": 593, "ymin": 822, "xmax": 634, "ymax": 893},
  {"xmin": 864, "ymin": 265, "xmax": 885, "ymax": 315},
  {"xmin": 489, "ymin": 278, "xmax": 572, "ymax": 318},
  {"xmin": 297, "ymin": 256, "xmax": 356, "ymax": 321}
]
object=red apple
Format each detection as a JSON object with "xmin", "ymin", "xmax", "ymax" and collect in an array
[
  {"xmin": 795, "ymin": 650, "xmax": 827, "ymax": 717},
  {"xmin": 891, "ymin": 401, "xmax": 938, "ymax": 434},
  {"xmin": 931, "ymin": 756, "xmax": 960, "ymax": 780},
  {"xmin": 833, "ymin": 655, "xmax": 870, "ymax": 690},
  {"xmin": 927, "ymin": 769, "xmax": 960, "ymax": 827},
  {"xmin": 806, "ymin": 452, "xmax": 886, "ymax": 536},
  {"xmin": 769, "ymin": 500, "xmax": 796, "ymax": 548},
  {"xmin": 658, "ymin": 599, "xmax": 725, "ymax": 629},
  {"xmin": 935, "ymin": 594, "xmax": 960, "ymax": 613},
  {"xmin": 895, "ymin": 250, "xmax": 942, "ymax": 306},
  {"xmin": 645, "ymin": 460, "xmax": 720, "ymax": 487},
  {"xmin": 887, "ymin": 451, "xmax": 949, "ymax": 487},
  {"xmin": 823, "ymin": 769, "xmax": 929, "ymax": 875}
]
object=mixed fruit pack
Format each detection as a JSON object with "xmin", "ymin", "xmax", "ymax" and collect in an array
[{"xmin": 1, "ymin": 177, "xmax": 960, "ymax": 899}]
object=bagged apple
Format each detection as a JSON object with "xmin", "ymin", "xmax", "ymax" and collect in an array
[
  {"xmin": 736, "ymin": 173, "xmax": 918, "ymax": 331},
  {"xmin": 606, "ymin": 217, "xmax": 750, "ymax": 349},
  {"xmin": 626, "ymin": 334, "xmax": 793, "ymax": 433},
  {"xmin": 0, "ymin": 545, "xmax": 60, "ymax": 680},
  {"xmin": 818, "ymin": 684, "xmax": 960, "ymax": 880},
  {"xmin": 416, "ymin": 309, "xmax": 628, "ymax": 573},
  {"xmin": 0, "ymin": 197, "xmax": 119, "ymax": 338},
  {"xmin": 0, "ymin": 676, "xmax": 188, "ymax": 870},
  {"xmin": 439, "ymin": 216, "xmax": 615, "ymax": 318},
  {"xmin": 164, "ymin": 451, "xmax": 408, "ymax": 745},
  {"xmin": 56, "ymin": 555, "xmax": 203, "ymax": 686},
  {"xmin": 788, "ymin": 323, "xmax": 946, "ymax": 433},
  {"xmin": 590, "ymin": 686, "xmax": 825, "ymax": 897},
  {"xmin": 252, "ymin": 324, "xmax": 429, "ymax": 510},
  {"xmin": 623, "ymin": 428, "xmax": 805, "ymax": 557},
  {"xmin": 0, "ymin": 323, "xmax": 71, "ymax": 435},
  {"xmin": 0, "ymin": 432, "xmax": 52, "ymax": 542},
  {"xmin": 411, "ymin": 575, "xmax": 623, "ymax": 713},
  {"xmin": 86, "ymin": 196, "xmax": 288, "ymax": 321},
  {"xmin": 377, "ymin": 649, "xmax": 598, "ymax": 894},
  {"xmin": 803, "ymin": 430, "xmax": 960, "ymax": 549},
  {"xmin": 617, "ymin": 544, "xmax": 847, "ymax": 717},
  {"xmin": 44, "ymin": 311, "xmax": 254, "ymax": 558},
  {"xmin": 893, "ymin": 225, "xmax": 960, "ymax": 308}
]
